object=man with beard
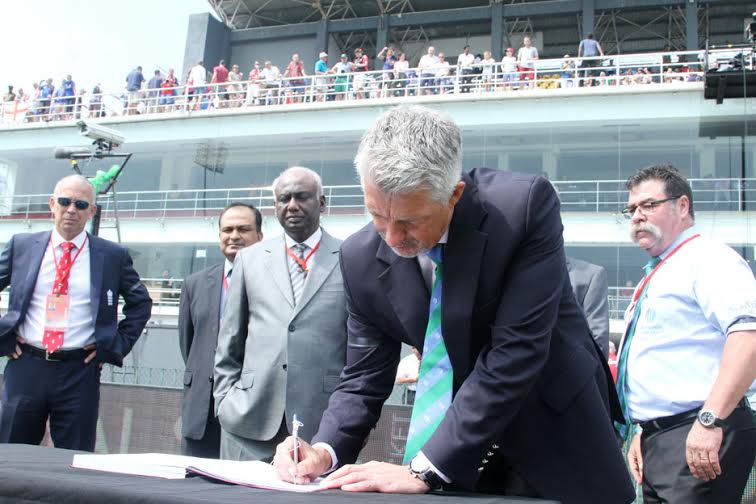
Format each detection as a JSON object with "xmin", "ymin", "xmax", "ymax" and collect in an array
[
  {"xmin": 619, "ymin": 164, "xmax": 756, "ymax": 503},
  {"xmin": 214, "ymin": 167, "xmax": 347, "ymax": 461},
  {"xmin": 179, "ymin": 203, "xmax": 263, "ymax": 458},
  {"xmin": 272, "ymin": 106, "xmax": 634, "ymax": 504}
]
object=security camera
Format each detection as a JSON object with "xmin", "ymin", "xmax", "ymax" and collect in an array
[{"xmin": 76, "ymin": 120, "xmax": 125, "ymax": 147}]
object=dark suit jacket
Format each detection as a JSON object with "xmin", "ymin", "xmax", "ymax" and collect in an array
[
  {"xmin": 0, "ymin": 230, "xmax": 152, "ymax": 366},
  {"xmin": 179, "ymin": 263, "xmax": 223, "ymax": 440},
  {"xmin": 566, "ymin": 257, "xmax": 610, "ymax": 356},
  {"xmin": 313, "ymin": 169, "xmax": 634, "ymax": 504}
]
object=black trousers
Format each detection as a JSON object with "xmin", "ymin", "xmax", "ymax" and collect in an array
[
  {"xmin": 0, "ymin": 352, "xmax": 100, "ymax": 451},
  {"xmin": 641, "ymin": 406, "xmax": 756, "ymax": 503},
  {"xmin": 182, "ymin": 404, "xmax": 221, "ymax": 459}
]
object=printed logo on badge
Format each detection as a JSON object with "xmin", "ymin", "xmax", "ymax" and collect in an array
[
  {"xmin": 645, "ymin": 307, "xmax": 656, "ymax": 322},
  {"xmin": 107, "ymin": 289, "xmax": 113, "ymax": 306}
]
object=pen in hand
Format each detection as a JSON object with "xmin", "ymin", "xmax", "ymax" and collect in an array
[{"xmin": 292, "ymin": 414, "xmax": 303, "ymax": 485}]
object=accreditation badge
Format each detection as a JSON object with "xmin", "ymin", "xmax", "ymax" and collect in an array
[{"xmin": 44, "ymin": 294, "xmax": 70, "ymax": 330}]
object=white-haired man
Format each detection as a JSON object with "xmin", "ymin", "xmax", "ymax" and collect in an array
[
  {"xmin": 214, "ymin": 167, "xmax": 347, "ymax": 461},
  {"xmin": 273, "ymin": 106, "xmax": 634, "ymax": 503}
]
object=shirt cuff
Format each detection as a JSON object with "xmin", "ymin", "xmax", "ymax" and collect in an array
[
  {"xmin": 311, "ymin": 442, "xmax": 338, "ymax": 475},
  {"xmin": 416, "ymin": 451, "xmax": 451, "ymax": 484},
  {"xmin": 727, "ymin": 322, "xmax": 756, "ymax": 335}
]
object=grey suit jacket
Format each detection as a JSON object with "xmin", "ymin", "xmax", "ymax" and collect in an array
[
  {"xmin": 214, "ymin": 229, "xmax": 347, "ymax": 443},
  {"xmin": 179, "ymin": 263, "xmax": 223, "ymax": 440},
  {"xmin": 566, "ymin": 257, "xmax": 610, "ymax": 356}
]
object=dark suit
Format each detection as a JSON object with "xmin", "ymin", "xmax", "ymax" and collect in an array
[
  {"xmin": 566, "ymin": 257, "xmax": 610, "ymax": 356},
  {"xmin": 313, "ymin": 169, "xmax": 634, "ymax": 504},
  {"xmin": 179, "ymin": 263, "xmax": 224, "ymax": 458},
  {"xmin": 0, "ymin": 230, "xmax": 152, "ymax": 451}
]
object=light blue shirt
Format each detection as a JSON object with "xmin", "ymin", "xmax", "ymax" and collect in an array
[{"xmin": 624, "ymin": 226, "xmax": 756, "ymax": 421}]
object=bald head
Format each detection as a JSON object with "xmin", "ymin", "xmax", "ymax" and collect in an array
[
  {"xmin": 49, "ymin": 174, "xmax": 96, "ymax": 240},
  {"xmin": 272, "ymin": 167, "xmax": 326, "ymax": 243}
]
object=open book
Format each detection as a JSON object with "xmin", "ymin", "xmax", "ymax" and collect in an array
[{"xmin": 71, "ymin": 453, "xmax": 324, "ymax": 493}]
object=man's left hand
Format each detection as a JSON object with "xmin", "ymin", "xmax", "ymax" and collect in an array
[
  {"xmin": 685, "ymin": 421, "xmax": 723, "ymax": 481},
  {"xmin": 321, "ymin": 461, "xmax": 430, "ymax": 493}
]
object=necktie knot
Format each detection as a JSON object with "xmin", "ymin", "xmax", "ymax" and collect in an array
[
  {"xmin": 644, "ymin": 256, "xmax": 661, "ymax": 276},
  {"xmin": 61, "ymin": 242, "xmax": 75, "ymax": 254},
  {"xmin": 293, "ymin": 243, "xmax": 307, "ymax": 258},
  {"xmin": 426, "ymin": 244, "xmax": 444, "ymax": 265}
]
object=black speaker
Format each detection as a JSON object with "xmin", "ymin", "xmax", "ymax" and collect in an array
[{"xmin": 704, "ymin": 69, "xmax": 756, "ymax": 103}]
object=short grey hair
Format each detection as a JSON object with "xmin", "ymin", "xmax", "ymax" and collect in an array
[
  {"xmin": 271, "ymin": 166, "xmax": 323, "ymax": 198},
  {"xmin": 354, "ymin": 105, "xmax": 462, "ymax": 203}
]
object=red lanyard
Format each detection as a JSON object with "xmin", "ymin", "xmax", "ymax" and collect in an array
[
  {"xmin": 50, "ymin": 235, "xmax": 88, "ymax": 290},
  {"xmin": 286, "ymin": 241, "xmax": 320, "ymax": 273},
  {"xmin": 632, "ymin": 233, "xmax": 700, "ymax": 303}
]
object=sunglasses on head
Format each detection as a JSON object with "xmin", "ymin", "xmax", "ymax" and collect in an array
[{"xmin": 57, "ymin": 197, "xmax": 90, "ymax": 210}]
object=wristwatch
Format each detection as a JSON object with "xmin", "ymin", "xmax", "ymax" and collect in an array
[
  {"xmin": 697, "ymin": 409, "xmax": 725, "ymax": 428},
  {"xmin": 409, "ymin": 457, "xmax": 445, "ymax": 491}
]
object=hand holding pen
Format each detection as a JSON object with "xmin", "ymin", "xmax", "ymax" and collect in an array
[{"xmin": 291, "ymin": 414, "xmax": 303, "ymax": 484}]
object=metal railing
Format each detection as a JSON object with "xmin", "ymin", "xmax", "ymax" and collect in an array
[
  {"xmin": 0, "ymin": 48, "xmax": 716, "ymax": 126},
  {"xmin": 0, "ymin": 178, "xmax": 751, "ymax": 221}
]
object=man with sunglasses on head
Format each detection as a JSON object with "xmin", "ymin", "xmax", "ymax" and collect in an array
[
  {"xmin": 0, "ymin": 174, "xmax": 152, "ymax": 451},
  {"xmin": 619, "ymin": 164, "xmax": 756, "ymax": 503}
]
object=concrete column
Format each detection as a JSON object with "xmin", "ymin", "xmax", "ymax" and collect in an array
[
  {"xmin": 542, "ymin": 151, "xmax": 558, "ymax": 180},
  {"xmin": 491, "ymin": 3, "xmax": 504, "ymax": 62},
  {"xmin": 316, "ymin": 19, "xmax": 329, "ymax": 55},
  {"xmin": 686, "ymin": 0, "xmax": 699, "ymax": 51},
  {"xmin": 181, "ymin": 13, "xmax": 231, "ymax": 83},
  {"xmin": 699, "ymin": 145, "xmax": 716, "ymax": 177},
  {"xmin": 375, "ymin": 15, "xmax": 389, "ymax": 70},
  {"xmin": 581, "ymin": 0, "xmax": 595, "ymax": 38}
]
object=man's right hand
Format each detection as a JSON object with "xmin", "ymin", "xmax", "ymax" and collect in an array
[
  {"xmin": 9, "ymin": 335, "xmax": 25, "ymax": 359},
  {"xmin": 627, "ymin": 431, "xmax": 643, "ymax": 484},
  {"xmin": 273, "ymin": 437, "xmax": 332, "ymax": 484}
]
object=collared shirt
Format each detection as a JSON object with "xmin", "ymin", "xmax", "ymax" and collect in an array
[
  {"xmin": 284, "ymin": 227, "xmax": 323, "ymax": 271},
  {"xmin": 625, "ymin": 226, "xmax": 756, "ymax": 421},
  {"xmin": 18, "ymin": 229, "xmax": 95, "ymax": 350},
  {"xmin": 457, "ymin": 53, "xmax": 475, "ymax": 68}
]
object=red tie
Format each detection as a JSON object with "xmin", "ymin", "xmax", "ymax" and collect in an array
[{"xmin": 42, "ymin": 241, "xmax": 75, "ymax": 352}]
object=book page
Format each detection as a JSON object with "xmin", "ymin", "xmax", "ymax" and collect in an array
[
  {"xmin": 187, "ymin": 459, "xmax": 325, "ymax": 493},
  {"xmin": 72, "ymin": 453, "xmax": 200, "ymax": 479}
]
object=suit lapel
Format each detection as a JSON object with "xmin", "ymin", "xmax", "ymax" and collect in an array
[
  {"xmin": 21, "ymin": 232, "xmax": 50, "ymax": 311},
  {"xmin": 207, "ymin": 264, "xmax": 222, "ymax": 321},
  {"xmin": 442, "ymin": 178, "xmax": 488, "ymax": 384},
  {"xmin": 266, "ymin": 235, "xmax": 295, "ymax": 308},
  {"xmin": 291, "ymin": 230, "xmax": 339, "ymax": 319},
  {"xmin": 88, "ymin": 233, "xmax": 104, "ymax": 321},
  {"xmin": 377, "ymin": 240, "xmax": 429, "ymax": 349}
]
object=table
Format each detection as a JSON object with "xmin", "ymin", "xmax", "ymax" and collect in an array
[{"xmin": 0, "ymin": 444, "xmax": 559, "ymax": 504}]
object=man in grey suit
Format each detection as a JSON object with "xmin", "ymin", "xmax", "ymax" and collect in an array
[
  {"xmin": 214, "ymin": 166, "xmax": 347, "ymax": 461},
  {"xmin": 179, "ymin": 203, "xmax": 263, "ymax": 458},
  {"xmin": 566, "ymin": 257, "xmax": 610, "ymax": 357}
]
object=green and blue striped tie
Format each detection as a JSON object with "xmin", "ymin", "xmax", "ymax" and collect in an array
[
  {"xmin": 403, "ymin": 245, "xmax": 453, "ymax": 464},
  {"xmin": 615, "ymin": 256, "xmax": 661, "ymax": 440}
]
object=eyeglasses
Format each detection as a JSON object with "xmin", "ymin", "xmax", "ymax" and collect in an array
[
  {"xmin": 57, "ymin": 197, "xmax": 90, "ymax": 210},
  {"xmin": 621, "ymin": 196, "xmax": 680, "ymax": 219}
]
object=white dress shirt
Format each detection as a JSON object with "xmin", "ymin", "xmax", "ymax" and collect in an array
[
  {"xmin": 18, "ymin": 229, "xmax": 95, "ymax": 350},
  {"xmin": 625, "ymin": 226, "xmax": 756, "ymax": 421}
]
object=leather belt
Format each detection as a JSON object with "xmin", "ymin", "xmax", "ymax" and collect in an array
[
  {"xmin": 640, "ymin": 398, "xmax": 750, "ymax": 435},
  {"xmin": 20, "ymin": 343, "xmax": 89, "ymax": 362}
]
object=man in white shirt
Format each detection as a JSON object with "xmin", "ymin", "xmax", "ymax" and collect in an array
[
  {"xmin": 188, "ymin": 60, "xmax": 208, "ymax": 111},
  {"xmin": 0, "ymin": 175, "xmax": 152, "ymax": 451},
  {"xmin": 260, "ymin": 61, "xmax": 281, "ymax": 105},
  {"xmin": 179, "ymin": 203, "xmax": 263, "ymax": 458},
  {"xmin": 620, "ymin": 164, "xmax": 756, "ymax": 503},
  {"xmin": 517, "ymin": 37, "xmax": 539, "ymax": 89},
  {"xmin": 417, "ymin": 46, "xmax": 439, "ymax": 95},
  {"xmin": 457, "ymin": 45, "xmax": 475, "ymax": 93}
]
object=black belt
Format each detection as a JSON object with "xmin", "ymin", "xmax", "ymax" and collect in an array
[
  {"xmin": 640, "ymin": 398, "xmax": 750, "ymax": 435},
  {"xmin": 20, "ymin": 343, "xmax": 89, "ymax": 362}
]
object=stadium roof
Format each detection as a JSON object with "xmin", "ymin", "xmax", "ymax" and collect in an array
[{"xmin": 209, "ymin": 0, "xmax": 502, "ymax": 29}]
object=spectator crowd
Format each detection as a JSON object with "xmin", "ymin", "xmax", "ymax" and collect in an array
[{"xmin": 2, "ymin": 37, "xmax": 704, "ymax": 124}]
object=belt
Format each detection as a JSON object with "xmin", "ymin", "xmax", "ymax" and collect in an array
[
  {"xmin": 20, "ymin": 343, "xmax": 89, "ymax": 362},
  {"xmin": 640, "ymin": 398, "xmax": 750, "ymax": 435}
]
